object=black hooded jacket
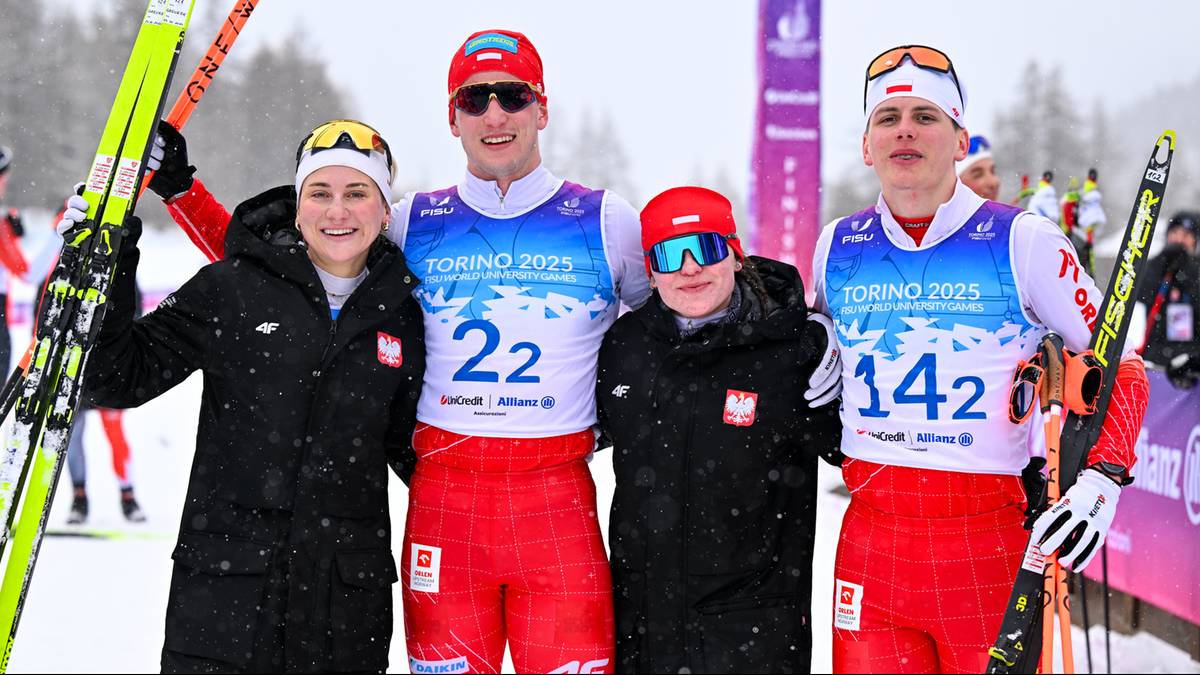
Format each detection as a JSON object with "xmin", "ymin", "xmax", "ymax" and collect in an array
[
  {"xmin": 596, "ymin": 256, "xmax": 841, "ymax": 674},
  {"xmin": 86, "ymin": 185, "xmax": 425, "ymax": 673},
  {"xmin": 1138, "ymin": 242, "xmax": 1200, "ymax": 368}
]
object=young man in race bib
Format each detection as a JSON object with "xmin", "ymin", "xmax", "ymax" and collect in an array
[
  {"xmin": 139, "ymin": 29, "xmax": 647, "ymax": 675},
  {"xmin": 811, "ymin": 45, "xmax": 1148, "ymax": 674}
]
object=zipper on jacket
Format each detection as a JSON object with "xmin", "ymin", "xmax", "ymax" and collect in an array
[{"xmin": 679, "ymin": 381, "xmax": 699, "ymax": 665}]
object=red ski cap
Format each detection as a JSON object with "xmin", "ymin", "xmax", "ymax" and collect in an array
[
  {"xmin": 640, "ymin": 186, "xmax": 745, "ymax": 273},
  {"xmin": 447, "ymin": 30, "xmax": 546, "ymax": 124}
]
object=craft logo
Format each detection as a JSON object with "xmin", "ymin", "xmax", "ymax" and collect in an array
[
  {"xmin": 723, "ymin": 389, "xmax": 759, "ymax": 427},
  {"xmin": 377, "ymin": 332, "xmax": 403, "ymax": 368},
  {"xmin": 410, "ymin": 544, "xmax": 442, "ymax": 593},
  {"xmin": 834, "ymin": 579, "xmax": 864, "ymax": 631}
]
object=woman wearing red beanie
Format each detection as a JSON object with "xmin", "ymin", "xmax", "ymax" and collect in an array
[{"xmin": 596, "ymin": 186, "xmax": 843, "ymax": 673}]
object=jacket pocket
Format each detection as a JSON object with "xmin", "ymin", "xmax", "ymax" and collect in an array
[
  {"xmin": 164, "ymin": 531, "xmax": 273, "ymax": 667},
  {"xmin": 330, "ymin": 549, "xmax": 399, "ymax": 671},
  {"xmin": 696, "ymin": 595, "xmax": 810, "ymax": 674}
]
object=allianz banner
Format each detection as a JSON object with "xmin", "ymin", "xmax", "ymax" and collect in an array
[
  {"xmin": 752, "ymin": 0, "xmax": 821, "ymax": 289},
  {"xmin": 1083, "ymin": 369, "xmax": 1200, "ymax": 624}
]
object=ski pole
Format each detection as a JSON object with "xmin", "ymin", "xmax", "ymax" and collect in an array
[
  {"xmin": 138, "ymin": 0, "xmax": 259, "ymax": 199},
  {"xmin": 1037, "ymin": 332, "xmax": 1069, "ymax": 674}
]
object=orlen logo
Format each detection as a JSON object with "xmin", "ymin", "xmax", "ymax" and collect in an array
[
  {"xmin": 840, "ymin": 586, "xmax": 855, "ymax": 604},
  {"xmin": 440, "ymin": 394, "xmax": 485, "ymax": 406}
]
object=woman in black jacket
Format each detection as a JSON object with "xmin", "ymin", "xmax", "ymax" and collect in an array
[
  {"xmin": 597, "ymin": 186, "xmax": 842, "ymax": 674},
  {"xmin": 77, "ymin": 120, "xmax": 424, "ymax": 673}
]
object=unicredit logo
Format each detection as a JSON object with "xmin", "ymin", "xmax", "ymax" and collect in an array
[
  {"xmin": 440, "ymin": 394, "xmax": 484, "ymax": 406},
  {"xmin": 856, "ymin": 429, "xmax": 907, "ymax": 443}
]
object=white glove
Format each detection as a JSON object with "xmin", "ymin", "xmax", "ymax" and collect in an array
[
  {"xmin": 55, "ymin": 187, "xmax": 90, "ymax": 236},
  {"xmin": 147, "ymin": 132, "xmax": 165, "ymax": 172},
  {"xmin": 804, "ymin": 313, "xmax": 842, "ymax": 408},
  {"xmin": 1027, "ymin": 183, "xmax": 1059, "ymax": 221},
  {"xmin": 1031, "ymin": 468, "xmax": 1121, "ymax": 572}
]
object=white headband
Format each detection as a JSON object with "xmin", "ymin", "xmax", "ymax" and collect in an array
[
  {"xmin": 865, "ymin": 60, "xmax": 966, "ymax": 127},
  {"xmin": 295, "ymin": 147, "xmax": 393, "ymax": 206}
]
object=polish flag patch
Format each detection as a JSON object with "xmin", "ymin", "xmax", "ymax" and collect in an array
[
  {"xmin": 723, "ymin": 389, "xmax": 758, "ymax": 427},
  {"xmin": 377, "ymin": 332, "xmax": 403, "ymax": 368},
  {"xmin": 885, "ymin": 81, "xmax": 913, "ymax": 95}
]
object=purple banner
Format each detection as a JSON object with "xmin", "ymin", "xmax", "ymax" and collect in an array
[
  {"xmin": 1083, "ymin": 370, "xmax": 1200, "ymax": 624},
  {"xmin": 751, "ymin": 0, "xmax": 821, "ymax": 291}
]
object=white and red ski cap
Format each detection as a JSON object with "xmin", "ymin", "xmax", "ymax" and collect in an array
[{"xmin": 864, "ymin": 60, "xmax": 966, "ymax": 128}]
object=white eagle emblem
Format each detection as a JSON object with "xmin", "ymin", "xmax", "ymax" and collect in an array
[
  {"xmin": 377, "ymin": 332, "xmax": 403, "ymax": 368},
  {"xmin": 723, "ymin": 390, "xmax": 758, "ymax": 427}
]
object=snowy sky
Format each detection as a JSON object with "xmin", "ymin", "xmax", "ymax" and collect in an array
[{"xmin": 48, "ymin": 0, "xmax": 1200, "ymax": 199}]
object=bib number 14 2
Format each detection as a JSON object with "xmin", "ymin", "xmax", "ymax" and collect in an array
[{"xmin": 854, "ymin": 353, "xmax": 986, "ymax": 420}]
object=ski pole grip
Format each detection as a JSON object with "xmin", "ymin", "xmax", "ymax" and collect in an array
[{"xmin": 1039, "ymin": 333, "xmax": 1065, "ymax": 412}]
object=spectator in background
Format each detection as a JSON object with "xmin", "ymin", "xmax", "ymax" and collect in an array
[
  {"xmin": 956, "ymin": 134, "xmax": 1000, "ymax": 201},
  {"xmin": 0, "ymin": 145, "xmax": 30, "ymax": 372},
  {"xmin": 1138, "ymin": 211, "xmax": 1200, "ymax": 388}
]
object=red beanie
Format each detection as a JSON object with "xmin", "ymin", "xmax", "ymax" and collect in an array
[
  {"xmin": 640, "ymin": 186, "xmax": 745, "ymax": 273},
  {"xmin": 447, "ymin": 30, "xmax": 546, "ymax": 124}
]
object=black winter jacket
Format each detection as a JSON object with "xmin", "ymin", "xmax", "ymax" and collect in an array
[
  {"xmin": 86, "ymin": 186, "xmax": 425, "ymax": 673},
  {"xmin": 596, "ymin": 257, "xmax": 841, "ymax": 674}
]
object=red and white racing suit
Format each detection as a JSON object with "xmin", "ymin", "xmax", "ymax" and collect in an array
[{"xmin": 813, "ymin": 182, "xmax": 1147, "ymax": 674}]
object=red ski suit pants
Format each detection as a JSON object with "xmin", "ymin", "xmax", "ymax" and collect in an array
[
  {"xmin": 402, "ymin": 424, "xmax": 614, "ymax": 674},
  {"xmin": 832, "ymin": 459, "xmax": 1029, "ymax": 674}
]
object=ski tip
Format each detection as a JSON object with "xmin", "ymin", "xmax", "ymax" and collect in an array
[{"xmin": 1159, "ymin": 130, "xmax": 1176, "ymax": 149}]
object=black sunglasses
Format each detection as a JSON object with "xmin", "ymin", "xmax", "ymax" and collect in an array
[{"xmin": 450, "ymin": 80, "xmax": 540, "ymax": 117}]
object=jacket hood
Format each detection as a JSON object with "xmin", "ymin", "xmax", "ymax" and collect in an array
[
  {"xmin": 225, "ymin": 185, "xmax": 400, "ymax": 287},
  {"xmin": 637, "ymin": 255, "xmax": 809, "ymax": 347}
]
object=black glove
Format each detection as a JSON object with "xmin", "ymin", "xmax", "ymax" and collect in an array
[
  {"xmin": 5, "ymin": 209, "xmax": 24, "ymax": 237},
  {"xmin": 120, "ymin": 215, "xmax": 144, "ymax": 251},
  {"xmin": 147, "ymin": 120, "xmax": 196, "ymax": 199}
]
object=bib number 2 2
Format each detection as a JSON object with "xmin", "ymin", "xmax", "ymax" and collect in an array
[{"xmin": 452, "ymin": 319, "xmax": 541, "ymax": 383}]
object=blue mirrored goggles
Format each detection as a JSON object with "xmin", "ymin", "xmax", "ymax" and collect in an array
[
  {"xmin": 968, "ymin": 134, "xmax": 991, "ymax": 154},
  {"xmin": 647, "ymin": 232, "xmax": 733, "ymax": 274}
]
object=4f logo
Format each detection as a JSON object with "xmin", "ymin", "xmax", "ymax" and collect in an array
[
  {"xmin": 549, "ymin": 659, "xmax": 610, "ymax": 674},
  {"xmin": 255, "ymin": 322, "xmax": 279, "ymax": 334},
  {"xmin": 611, "ymin": 384, "xmax": 630, "ymax": 399}
]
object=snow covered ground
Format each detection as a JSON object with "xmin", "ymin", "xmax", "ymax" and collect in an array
[{"xmin": 2, "ymin": 225, "xmax": 1197, "ymax": 673}]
